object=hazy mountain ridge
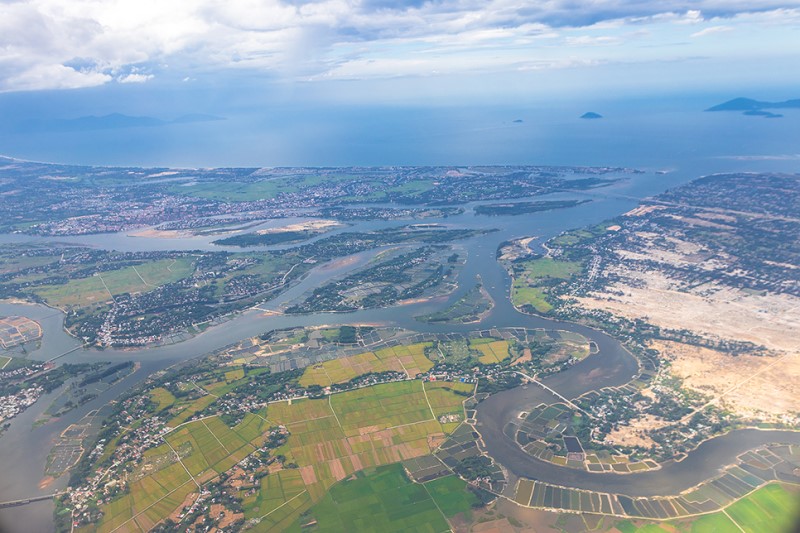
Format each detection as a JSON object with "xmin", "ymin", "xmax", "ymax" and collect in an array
[
  {"xmin": 16, "ymin": 113, "xmax": 225, "ymax": 133},
  {"xmin": 706, "ymin": 97, "xmax": 800, "ymax": 118}
]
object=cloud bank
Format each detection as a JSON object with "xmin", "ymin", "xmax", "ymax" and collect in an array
[{"xmin": 1, "ymin": 0, "xmax": 799, "ymax": 92}]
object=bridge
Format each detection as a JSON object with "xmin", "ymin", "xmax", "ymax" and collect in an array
[{"xmin": 0, "ymin": 493, "xmax": 60, "ymax": 509}]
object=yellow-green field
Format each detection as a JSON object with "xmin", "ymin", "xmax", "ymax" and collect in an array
[
  {"xmin": 243, "ymin": 469, "xmax": 310, "ymax": 529},
  {"xmin": 614, "ymin": 483, "xmax": 800, "ymax": 533},
  {"xmin": 469, "ymin": 339, "xmax": 510, "ymax": 364},
  {"xmin": 149, "ymin": 388, "xmax": 176, "ymax": 411},
  {"xmin": 87, "ymin": 379, "xmax": 470, "ymax": 532},
  {"xmin": 33, "ymin": 258, "xmax": 193, "ymax": 308},
  {"xmin": 166, "ymin": 394, "xmax": 218, "ymax": 427},
  {"xmin": 91, "ymin": 413, "xmax": 264, "ymax": 533},
  {"xmin": 224, "ymin": 367, "xmax": 245, "ymax": 382},
  {"xmin": 299, "ymin": 342, "xmax": 434, "ymax": 387},
  {"xmin": 255, "ymin": 380, "xmax": 469, "ymax": 520}
]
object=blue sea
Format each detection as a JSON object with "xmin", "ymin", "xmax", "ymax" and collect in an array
[{"xmin": 0, "ymin": 96, "xmax": 798, "ymax": 177}]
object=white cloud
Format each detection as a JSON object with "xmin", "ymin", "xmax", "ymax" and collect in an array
[
  {"xmin": 1, "ymin": 63, "xmax": 112, "ymax": 91},
  {"xmin": 0, "ymin": 0, "xmax": 799, "ymax": 92},
  {"xmin": 691, "ymin": 25, "xmax": 733, "ymax": 37},
  {"xmin": 117, "ymin": 72, "xmax": 154, "ymax": 83}
]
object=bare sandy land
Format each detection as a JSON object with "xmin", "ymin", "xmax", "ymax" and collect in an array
[
  {"xmin": 128, "ymin": 228, "xmax": 187, "ymax": 239},
  {"xmin": 255, "ymin": 219, "xmax": 341, "ymax": 234},
  {"xmin": 321, "ymin": 255, "xmax": 361, "ymax": 271},
  {"xmin": 624, "ymin": 204, "xmax": 667, "ymax": 217},
  {"xmin": 654, "ymin": 340, "xmax": 800, "ymax": 422},
  {"xmin": 576, "ymin": 270, "xmax": 800, "ymax": 354},
  {"xmin": 497, "ymin": 236, "xmax": 538, "ymax": 263},
  {"xmin": 396, "ymin": 295, "xmax": 448, "ymax": 306},
  {"xmin": 0, "ymin": 298, "xmax": 38, "ymax": 306},
  {"xmin": 605, "ymin": 414, "xmax": 671, "ymax": 449}
]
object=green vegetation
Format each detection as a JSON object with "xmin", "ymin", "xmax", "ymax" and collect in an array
[
  {"xmin": 608, "ymin": 484, "xmax": 799, "ymax": 533},
  {"xmin": 687, "ymin": 513, "xmax": 739, "ymax": 533},
  {"xmin": 300, "ymin": 464, "xmax": 453, "ymax": 532},
  {"xmin": 299, "ymin": 342, "xmax": 434, "ymax": 387},
  {"xmin": 415, "ymin": 283, "xmax": 492, "ymax": 324},
  {"xmin": 33, "ymin": 258, "xmax": 193, "ymax": 308},
  {"xmin": 170, "ymin": 176, "xmax": 305, "ymax": 202},
  {"xmin": 149, "ymin": 387, "xmax": 176, "ymax": 411},
  {"xmin": 213, "ymin": 230, "xmax": 317, "ymax": 247},
  {"xmin": 330, "ymin": 380, "xmax": 437, "ymax": 436},
  {"xmin": 510, "ymin": 258, "xmax": 582, "ymax": 313},
  {"xmin": 286, "ymin": 244, "xmax": 460, "ymax": 314},
  {"xmin": 726, "ymin": 483, "xmax": 799, "ymax": 533},
  {"xmin": 424, "ymin": 474, "xmax": 480, "ymax": 517},
  {"xmin": 474, "ymin": 199, "xmax": 590, "ymax": 216},
  {"xmin": 244, "ymin": 469, "xmax": 307, "ymax": 522},
  {"xmin": 469, "ymin": 339, "xmax": 510, "ymax": 364}
]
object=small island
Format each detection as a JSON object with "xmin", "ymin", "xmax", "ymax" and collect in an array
[
  {"xmin": 705, "ymin": 97, "xmax": 799, "ymax": 118},
  {"xmin": 580, "ymin": 112, "xmax": 603, "ymax": 119},
  {"xmin": 474, "ymin": 199, "xmax": 590, "ymax": 216}
]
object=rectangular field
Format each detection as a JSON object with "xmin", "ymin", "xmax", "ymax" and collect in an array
[
  {"xmin": 299, "ymin": 342, "xmax": 434, "ymax": 387},
  {"xmin": 94, "ymin": 380, "xmax": 469, "ymax": 532},
  {"xmin": 469, "ymin": 339, "xmax": 510, "ymax": 364},
  {"xmin": 32, "ymin": 258, "xmax": 193, "ymax": 308},
  {"xmin": 302, "ymin": 463, "xmax": 450, "ymax": 532}
]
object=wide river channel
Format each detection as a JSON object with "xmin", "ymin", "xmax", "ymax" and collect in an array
[{"xmin": 1, "ymin": 160, "xmax": 798, "ymax": 531}]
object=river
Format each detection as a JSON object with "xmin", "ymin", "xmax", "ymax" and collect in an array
[{"xmin": 1, "ymin": 157, "xmax": 799, "ymax": 531}]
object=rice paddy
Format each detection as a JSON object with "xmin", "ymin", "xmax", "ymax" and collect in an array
[
  {"xmin": 512, "ymin": 444, "xmax": 800, "ymax": 528},
  {"xmin": 300, "ymin": 463, "xmax": 477, "ymax": 532},
  {"xmin": 468, "ymin": 339, "xmax": 510, "ymax": 364},
  {"xmin": 298, "ymin": 342, "xmax": 434, "ymax": 387},
  {"xmin": 149, "ymin": 387, "xmax": 176, "ymax": 411},
  {"xmin": 610, "ymin": 482, "xmax": 799, "ymax": 533},
  {"xmin": 32, "ymin": 258, "xmax": 193, "ymax": 309},
  {"xmin": 92, "ymin": 378, "xmax": 470, "ymax": 532}
]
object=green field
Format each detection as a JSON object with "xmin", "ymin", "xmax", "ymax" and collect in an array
[
  {"xmin": 0, "ymin": 355, "xmax": 11, "ymax": 369},
  {"xmin": 688, "ymin": 512, "xmax": 739, "ymax": 533},
  {"xmin": 171, "ymin": 178, "xmax": 300, "ymax": 202},
  {"xmin": 165, "ymin": 416, "xmax": 254, "ymax": 476},
  {"xmin": 149, "ymin": 387, "xmax": 176, "ymax": 411},
  {"xmin": 94, "ymin": 412, "xmax": 262, "ymax": 531},
  {"xmin": 330, "ymin": 380, "xmax": 436, "ymax": 436},
  {"xmin": 469, "ymin": 339, "xmax": 510, "ymax": 364},
  {"xmin": 424, "ymin": 474, "xmax": 480, "ymax": 517},
  {"xmin": 224, "ymin": 367, "xmax": 245, "ymax": 382},
  {"xmin": 300, "ymin": 343, "xmax": 434, "ymax": 387},
  {"xmin": 94, "ymin": 461, "xmax": 194, "ymax": 532},
  {"xmin": 244, "ymin": 469, "xmax": 308, "ymax": 522},
  {"xmin": 91, "ymin": 379, "xmax": 469, "ymax": 532},
  {"xmin": 171, "ymin": 174, "xmax": 357, "ymax": 202},
  {"xmin": 33, "ymin": 258, "xmax": 193, "ymax": 308},
  {"xmin": 301, "ymin": 464, "xmax": 456, "ymax": 532},
  {"xmin": 611, "ymin": 483, "xmax": 800, "ymax": 533},
  {"xmin": 167, "ymin": 394, "xmax": 218, "ymax": 426},
  {"xmin": 725, "ymin": 483, "xmax": 799, "ymax": 533},
  {"xmin": 262, "ymin": 380, "xmax": 467, "ymax": 523},
  {"xmin": 512, "ymin": 286, "xmax": 553, "ymax": 313},
  {"xmin": 511, "ymin": 258, "xmax": 582, "ymax": 313}
]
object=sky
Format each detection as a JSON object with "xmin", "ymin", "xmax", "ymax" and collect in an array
[{"xmin": 1, "ymin": 0, "xmax": 799, "ymax": 104}]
